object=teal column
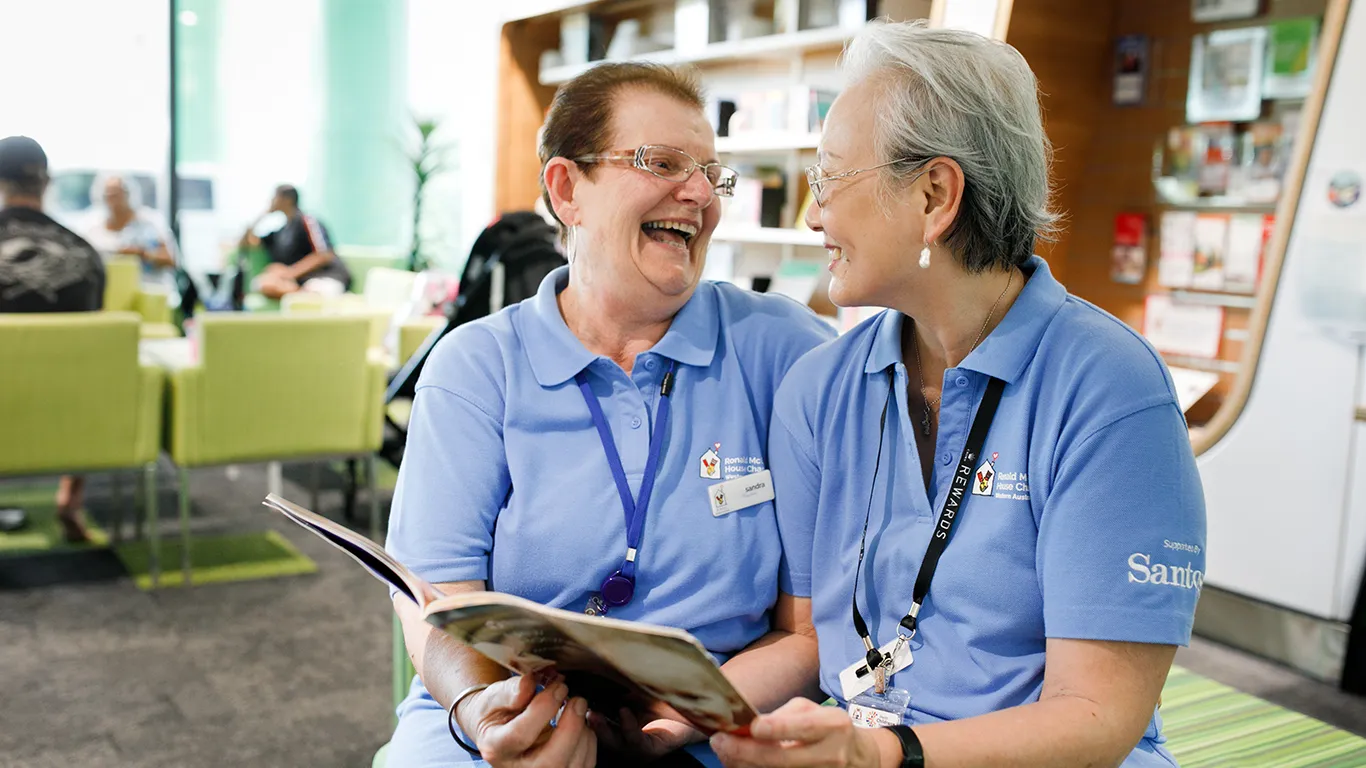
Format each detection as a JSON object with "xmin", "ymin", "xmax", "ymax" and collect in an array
[
  {"xmin": 175, "ymin": 0, "xmax": 222, "ymax": 165},
  {"xmin": 312, "ymin": 0, "xmax": 410, "ymax": 250}
]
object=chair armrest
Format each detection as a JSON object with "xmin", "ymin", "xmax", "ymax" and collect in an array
[
  {"xmin": 134, "ymin": 290, "xmax": 171, "ymax": 324},
  {"xmin": 166, "ymin": 365, "xmax": 205, "ymax": 465},
  {"xmin": 134, "ymin": 364, "xmax": 166, "ymax": 465}
]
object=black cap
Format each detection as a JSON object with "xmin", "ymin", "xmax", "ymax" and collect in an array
[{"xmin": 0, "ymin": 136, "xmax": 48, "ymax": 183}]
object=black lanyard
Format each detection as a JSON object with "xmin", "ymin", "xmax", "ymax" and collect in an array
[{"xmin": 851, "ymin": 370, "xmax": 1006, "ymax": 673}]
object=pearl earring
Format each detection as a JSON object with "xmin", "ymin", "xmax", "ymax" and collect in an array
[{"xmin": 919, "ymin": 243, "xmax": 931, "ymax": 269}]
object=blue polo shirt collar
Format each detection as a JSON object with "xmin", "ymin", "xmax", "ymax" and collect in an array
[
  {"xmin": 523, "ymin": 266, "xmax": 719, "ymax": 387},
  {"xmin": 863, "ymin": 256, "xmax": 1067, "ymax": 384}
]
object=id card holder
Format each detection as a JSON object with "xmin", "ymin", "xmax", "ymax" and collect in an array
[
  {"xmin": 848, "ymin": 687, "xmax": 911, "ymax": 728},
  {"xmin": 838, "ymin": 637, "xmax": 912, "ymax": 701}
]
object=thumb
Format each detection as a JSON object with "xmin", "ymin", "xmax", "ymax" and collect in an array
[{"xmin": 478, "ymin": 675, "xmax": 536, "ymax": 715}]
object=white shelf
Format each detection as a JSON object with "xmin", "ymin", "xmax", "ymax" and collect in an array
[
  {"xmin": 716, "ymin": 132, "xmax": 821, "ymax": 154},
  {"xmin": 712, "ymin": 226, "xmax": 825, "ymax": 247},
  {"xmin": 1167, "ymin": 289, "xmax": 1259, "ymax": 310},
  {"xmin": 540, "ymin": 26, "xmax": 853, "ymax": 86}
]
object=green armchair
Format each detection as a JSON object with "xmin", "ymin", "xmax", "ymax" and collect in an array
[
  {"xmin": 103, "ymin": 257, "xmax": 178, "ymax": 339},
  {"xmin": 164, "ymin": 313, "xmax": 386, "ymax": 585},
  {"xmin": 0, "ymin": 311, "xmax": 163, "ymax": 544}
]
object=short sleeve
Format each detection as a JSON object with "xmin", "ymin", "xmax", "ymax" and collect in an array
[
  {"xmin": 303, "ymin": 215, "xmax": 333, "ymax": 253},
  {"xmin": 1038, "ymin": 403, "xmax": 1206, "ymax": 646},
  {"xmin": 770, "ymin": 388, "xmax": 821, "ymax": 598},
  {"xmin": 385, "ymin": 381, "xmax": 511, "ymax": 585}
]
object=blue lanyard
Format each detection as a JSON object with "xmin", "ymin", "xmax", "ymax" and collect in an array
[{"xmin": 575, "ymin": 360, "xmax": 677, "ymax": 608}]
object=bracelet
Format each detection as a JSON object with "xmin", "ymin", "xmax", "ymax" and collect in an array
[
  {"xmin": 447, "ymin": 683, "xmax": 492, "ymax": 755},
  {"xmin": 887, "ymin": 725, "xmax": 925, "ymax": 768}
]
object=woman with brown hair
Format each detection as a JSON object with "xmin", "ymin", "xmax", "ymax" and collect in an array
[{"xmin": 384, "ymin": 62, "xmax": 834, "ymax": 767}]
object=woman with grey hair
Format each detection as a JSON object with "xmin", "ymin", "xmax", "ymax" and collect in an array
[{"xmin": 711, "ymin": 21, "xmax": 1204, "ymax": 768}]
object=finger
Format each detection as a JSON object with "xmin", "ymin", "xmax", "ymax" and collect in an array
[
  {"xmin": 712, "ymin": 731, "xmax": 809, "ymax": 768},
  {"xmin": 489, "ymin": 682, "xmax": 568, "ymax": 755},
  {"xmin": 537, "ymin": 696, "xmax": 591, "ymax": 764},
  {"xmin": 588, "ymin": 711, "xmax": 626, "ymax": 755},
  {"xmin": 568, "ymin": 720, "xmax": 596, "ymax": 768},
  {"xmin": 480, "ymin": 675, "xmax": 537, "ymax": 716},
  {"xmin": 748, "ymin": 699, "xmax": 842, "ymax": 742}
]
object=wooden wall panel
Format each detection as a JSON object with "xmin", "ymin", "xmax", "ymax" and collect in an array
[
  {"xmin": 495, "ymin": 18, "xmax": 561, "ymax": 215},
  {"xmin": 1005, "ymin": 0, "xmax": 1118, "ymax": 285}
]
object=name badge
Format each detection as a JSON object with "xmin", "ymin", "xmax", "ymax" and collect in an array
[
  {"xmin": 708, "ymin": 470, "xmax": 775, "ymax": 517},
  {"xmin": 838, "ymin": 637, "xmax": 913, "ymax": 702}
]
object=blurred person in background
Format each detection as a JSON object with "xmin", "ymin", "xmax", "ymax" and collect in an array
[
  {"xmin": 0, "ymin": 136, "xmax": 106, "ymax": 542},
  {"xmin": 239, "ymin": 184, "xmax": 351, "ymax": 299},
  {"xmin": 81, "ymin": 174, "xmax": 180, "ymax": 305}
]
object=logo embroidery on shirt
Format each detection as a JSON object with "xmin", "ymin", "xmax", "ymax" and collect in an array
[
  {"xmin": 972, "ymin": 452, "xmax": 997, "ymax": 496},
  {"xmin": 700, "ymin": 443, "xmax": 721, "ymax": 479}
]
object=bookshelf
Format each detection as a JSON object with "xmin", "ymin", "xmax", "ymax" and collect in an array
[{"xmin": 497, "ymin": 0, "xmax": 1350, "ymax": 442}]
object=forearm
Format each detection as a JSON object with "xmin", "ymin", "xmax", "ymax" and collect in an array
[
  {"xmin": 911, "ymin": 696, "xmax": 1139, "ymax": 768},
  {"xmin": 393, "ymin": 590, "xmax": 508, "ymax": 709},
  {"xmin": 285, "ymin": 251, "xmax": 334, "ymax": 280},
  {"xmin": 721, "ymin": 628, "xmax": 823, "ymax": 712},
  {"xmin": 147, "ymin": 244, "xmax": 175, "ymax": 269}
]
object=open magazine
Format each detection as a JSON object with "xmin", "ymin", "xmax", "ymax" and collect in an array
[{"xmin": 261, "ymin": 494, "xmax": 757, "ymax": 735}]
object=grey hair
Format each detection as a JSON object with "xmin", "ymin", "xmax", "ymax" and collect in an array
[
  {"xmin": 840, "ymin": 20, "xmax": 1059, "ymax": 271},
  {"xmin": 91, "ymin": 172, "xmax": 141, "ymax": 209}
]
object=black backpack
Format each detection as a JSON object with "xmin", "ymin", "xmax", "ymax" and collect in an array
[{"xmin": 381, "ymin": 212, "xmax": 563, "ymax": 453}]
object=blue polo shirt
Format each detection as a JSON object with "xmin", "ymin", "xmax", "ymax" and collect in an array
[
  {"xmin": 386, "ymin": 266, "xmax": 833, "ymax": 766},
  {"xmin": 772, "ymin": 257, "xmax": 1205, "ymax": 766}
]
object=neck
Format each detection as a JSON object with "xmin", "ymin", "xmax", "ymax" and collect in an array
[
  {"xmin": 1, "ymin": 195, "xmax": 42, "ymax": 211},
  {"xmin": 108, "ymin": 208, "xmax": 134, "ymax": 228},
  {"xmin": 898, "ymin": 262, "xmax": 1024, "ymax": 373},
  {"xmin": 559, "ymin": 269, "xmax": 679, "ymax": 372}
]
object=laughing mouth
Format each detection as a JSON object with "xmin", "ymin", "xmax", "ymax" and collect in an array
[{"xmin": 642, "ymin": 220, "xmax": 699, "ymax": 249}]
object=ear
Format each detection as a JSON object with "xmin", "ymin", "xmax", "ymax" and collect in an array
[
  {"xmin": 920, "ymin": 159, "xmax": 966, "ymax": 246},
  {"xmin": 543, "ymin": 157, "xmax": 584, "ymax": 227}
]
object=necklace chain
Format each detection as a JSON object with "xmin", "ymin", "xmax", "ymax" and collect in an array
[{"xmin": 914, "ymin": 269, "xmax": 1014, "ymax": 435}]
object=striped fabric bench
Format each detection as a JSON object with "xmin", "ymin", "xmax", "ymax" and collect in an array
[{"xmin": 1163, "ymin": 666, "xmax": 1366, "ymax": 767}]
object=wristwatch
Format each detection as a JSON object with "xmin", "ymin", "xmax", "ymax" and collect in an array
[{"xmin": 887, "ymin": 725, "xmax": 925, "ymax": 768}]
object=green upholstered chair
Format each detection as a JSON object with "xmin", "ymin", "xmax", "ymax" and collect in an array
[
  {"xmin": 102, "ymin": 257, "xmax": 178, "ymax": 339},
  {"xmin": 164, "ymin": 313, "xmax": 386, "ymax": 586},
  {"xmin": 0, "ymin": 311, "xmax": 164, "ymax": 544}
]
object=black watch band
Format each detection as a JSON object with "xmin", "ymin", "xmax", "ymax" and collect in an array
[{"xmin": 887, "ymin": 725, "xmax": 925, "ymax": 768}]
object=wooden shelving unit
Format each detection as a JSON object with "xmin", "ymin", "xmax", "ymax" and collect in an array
[{"xmin": 497, "ymin": 0, "xmax": 1349, "ymax": 437}]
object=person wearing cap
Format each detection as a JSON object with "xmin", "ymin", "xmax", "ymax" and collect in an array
[
  {"xmin": 0, "ymin": 135, "xmax": 107, "ymax": 542},
  {"xmin": 239, "ymin": 184, "xmax": 351, "ymax": 299}
]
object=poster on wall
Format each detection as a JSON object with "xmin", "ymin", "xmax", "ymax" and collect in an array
[
  {"xmin": 1191, "ymin": 0, "xmax": 1260, "ymax": 22},
  {"xmin": 1143, "ymin": 294, "xmax": 1225, "ymax": 359},
  {"xmin": 1187, "ymin": 27, "xmax": 1267, "ymax": 123},
  {"xmin": 1263, "ymin": 17, "xmax": 1319, "ymax": 99},
  {"xmin": 1111, "ymin": 212, "xmax": 1148, "ymax": 284},
  {"xmin": 1113, "ymin": 35, "xmax": 1149, "ymax": 106}
]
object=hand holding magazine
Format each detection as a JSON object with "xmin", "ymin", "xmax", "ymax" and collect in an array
[{"xmin": 262, "ymin": 494, "xmax": 757, "ymax": 735}]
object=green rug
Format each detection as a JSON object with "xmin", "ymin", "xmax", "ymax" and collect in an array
[
  {"xmin": 0, "ymin": 486, "xmax": 110, "ymax": 555},
  {"xmin": 114, "ymin": 530, "xmax": 317, "ymax": 590},
  {"xmin": 1163, "ymin": 666, "xmax": 1366, "ymax": 767}
]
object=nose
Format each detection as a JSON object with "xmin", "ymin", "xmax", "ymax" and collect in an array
[
  {"xmin": 675, "ymin": 167, "xmax": 714, "ymax": 208},
  {"xmin": 803, "ymin": 196, "xmax": 824, "ymax": 231}
]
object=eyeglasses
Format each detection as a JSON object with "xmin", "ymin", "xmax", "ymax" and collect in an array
[
  {"xmin": 574, "ymin": 145, "xmax": 739, "ymax": 200},
  {"xmin": 805, "ymin": 158, "xmax": 930, "ymax": 207}
]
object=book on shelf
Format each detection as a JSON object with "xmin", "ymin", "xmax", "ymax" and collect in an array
[
  {"xmin": 1223, "ymin": 213, "xmax": 1272, "ymax": 293},
  {"xmin": 260, "ymin": 494, "xmax": 758, "ymax": 736},
  {"xmin": 1158, "ymin": 211, "xmax": 1198, "ymax": 288},
  {"xmin": 1263, "ymin": 17, "xmax": 1319, "ymax": 100},
  {"xmin": 1143, "ymin": 294, "xmax": 1225, "ymax": 360},
  {"xmin": 1111, "ymin": 212, "xmax": 1148, "ymax": 285},
  {"xmin": 1191, "ymin": 214, "xmax": 1229, "ymax": 291}
]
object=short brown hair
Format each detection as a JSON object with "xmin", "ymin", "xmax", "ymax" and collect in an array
[{"xmin": 538, "ymin": 62, "xmax": 706, "ymax": 228}]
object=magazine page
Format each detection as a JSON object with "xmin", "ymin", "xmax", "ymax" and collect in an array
[
  {"xmin": 261, "ymin": 494, "xmax": 444, "ymax": 608},
  {"xmin": 425, "ymin": 591, "xmax": 756, "ymax": 734}
]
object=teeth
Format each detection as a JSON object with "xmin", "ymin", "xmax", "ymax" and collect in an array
[
  {"xmin": 826, "ymin": 247, "xmax": 843, "ymax": 260},
  {"xmin": 644, "ymin": 221, "xmax": 698, "ymax": 238}
]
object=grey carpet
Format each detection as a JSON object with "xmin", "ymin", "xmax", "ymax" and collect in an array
[{"xmin": 3, "ymin": 464, "xmax": 1366, "ymax": 767}]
